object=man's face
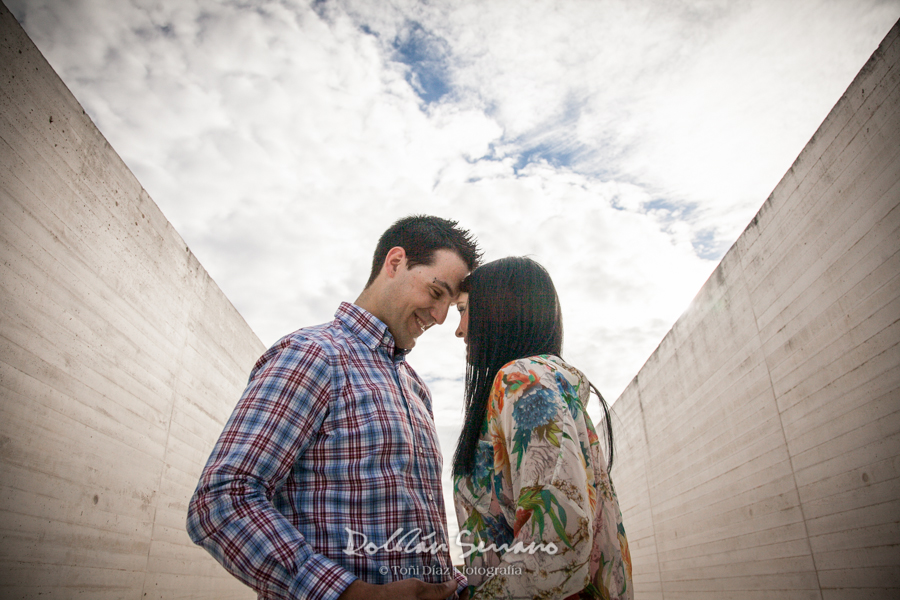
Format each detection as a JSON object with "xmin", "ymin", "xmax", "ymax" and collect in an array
[{"xmin": 384, "ymin": 249, "xmax": 469, "ymax": 350}]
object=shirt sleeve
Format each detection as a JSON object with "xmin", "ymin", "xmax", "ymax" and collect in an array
[
  {"xmin": 186, "ymin": 338, "xmax": 357, "ymax": 600},
  {"xmin": 470, "ymin": 362, "xmax": 595, "ymax": 600}
]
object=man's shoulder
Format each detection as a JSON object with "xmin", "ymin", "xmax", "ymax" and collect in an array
[
  {"xmin": 271, "ymin": 319, "xmax": 348, "ymax": 355},
  {"xmin": 248, "ymin": 320, "xmax": 348, "ymax": 374}
]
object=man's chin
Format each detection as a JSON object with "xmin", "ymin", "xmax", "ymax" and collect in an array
[{"xmin": 397, "ymin": 335, "xmax": 417, "ymax": 351}]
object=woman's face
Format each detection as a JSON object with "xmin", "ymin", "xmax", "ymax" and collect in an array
[{"xmin": 454, "ymin": 292, "xmax": 469, "ymax": 344}]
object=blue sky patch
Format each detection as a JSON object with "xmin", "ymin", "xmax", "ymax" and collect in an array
[
  {"xmin": 692, "ymin": 229, "xmax": 728, "ymax": 260},
  {"xmin": 514, "ymin": 142, "xmax": 579, "ymax": 172},
  {"xmin": 392, "ymin": 21, "xmax": 452, "ymax": 104}
]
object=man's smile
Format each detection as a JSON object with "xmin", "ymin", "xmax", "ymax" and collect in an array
[{"xmin": 414, "ymin": 314, "xmax": 431, "ymax": 334}]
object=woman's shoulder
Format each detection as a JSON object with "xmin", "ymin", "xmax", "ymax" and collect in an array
[
  {"xmin": 494, "ymin": 355, "xmax": 587, "ymax": 392},
  {"xmin": 498, "ymin": 354, "xmax": 582, "ymax": 377}
]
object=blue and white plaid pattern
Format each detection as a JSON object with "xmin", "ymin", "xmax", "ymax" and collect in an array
[{"xmin": 187, "ymin": 302, "xmax": 465, "ymax": 600}]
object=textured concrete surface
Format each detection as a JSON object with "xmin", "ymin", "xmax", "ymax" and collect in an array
[
  {"xmin": 610, "ymin": 19, "xmax": 900, "ymax": 600},
  {"xmin": 0, "ymin": 3, "xmax": 261, "ymax": 598}
]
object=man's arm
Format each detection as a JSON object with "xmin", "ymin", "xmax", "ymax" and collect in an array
[
  {"xmin": 186, "ymin": 339, "xmax": 357, "ymax": 600},
  {"xmin": 338, "ymin": 579, "xmax": 459, "ymax": 600},
  {"xmin": 452, "ymin": 564, "xmax": 468, "ymax": 597}
]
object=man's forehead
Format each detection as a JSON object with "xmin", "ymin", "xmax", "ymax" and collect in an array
[{"xmin": 421, "ymin": 248, "xmax": 469, "ymax": 297}]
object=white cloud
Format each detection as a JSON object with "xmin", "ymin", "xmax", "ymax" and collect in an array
[
  {"xmin": 617, "ymin": 0, "xmax": 900, "ymax": 242},
  {"xmin": 336, "ymin": 0, "xmax": 899, "ymax": 247}
]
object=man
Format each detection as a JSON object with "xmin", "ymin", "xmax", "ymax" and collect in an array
[{"xmin": 187, "ymin": 215, "xmax": 481, "ymax": 600}]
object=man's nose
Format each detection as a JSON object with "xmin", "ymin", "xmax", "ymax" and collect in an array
[{"xmin": 431, "ymin": 300, "xmax": 450, "ymax": 325}]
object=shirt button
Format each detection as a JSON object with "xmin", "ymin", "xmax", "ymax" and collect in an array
[{"xmin": 427, "ymin": 493, "xmax": 434, "ymax": 501}]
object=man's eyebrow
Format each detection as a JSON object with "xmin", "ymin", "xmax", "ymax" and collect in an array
[{"xmin": 432, "ymin": 278, "xmax": 457, "ymax": 296}]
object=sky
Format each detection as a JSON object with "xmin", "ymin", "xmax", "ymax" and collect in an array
[{"xmin": 7, "ymin": 0, "xmax": 899, "ymax": 562}]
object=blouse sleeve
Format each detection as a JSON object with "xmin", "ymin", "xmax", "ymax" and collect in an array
[{"xmin": 469, "ymin": 361, "xmax": 596, "ymax": 599}]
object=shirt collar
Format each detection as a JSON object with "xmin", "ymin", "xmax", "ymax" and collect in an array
[{"xmin": 335, "ymin": 302, "xmax": 410, "ymax": 358}]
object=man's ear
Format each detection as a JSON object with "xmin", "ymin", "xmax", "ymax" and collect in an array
[{"xmin": 383, "ymin": 246, "xmax": 407, "ymax": 278}]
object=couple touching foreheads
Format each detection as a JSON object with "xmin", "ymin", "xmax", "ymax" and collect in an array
[{"xmin": 187, "ymin": 215, "xmax": 633, "ymax": 600}]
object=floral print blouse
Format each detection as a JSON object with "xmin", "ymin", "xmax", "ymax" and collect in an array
[{"xmin": 453, "ymin": 355, "xmax": 633, "ymax": 600}]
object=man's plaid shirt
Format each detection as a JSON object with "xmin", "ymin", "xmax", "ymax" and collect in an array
[{"xmin": 187, "ymin": 302, "xmax": 466, "ymax": 600}]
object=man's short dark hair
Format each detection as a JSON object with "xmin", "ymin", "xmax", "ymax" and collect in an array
[{"xmin": 365, "ymin": 215, "xmax": 482, "ymax": 287}]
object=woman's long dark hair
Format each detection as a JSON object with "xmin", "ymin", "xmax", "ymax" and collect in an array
[{"xmin": 451, "ymin": 257, "xmax": 615, "ymax": 478}]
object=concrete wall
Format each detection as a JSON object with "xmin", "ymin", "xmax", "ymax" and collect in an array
[
  {"xmin": 611, "ymin": 19, "xmax": 900, "ymax": 600},
  {"xmin": 0, "ymin": 4, "xmax": 262, "ymax": 598}
]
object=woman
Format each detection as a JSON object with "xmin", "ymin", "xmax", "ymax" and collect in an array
[{"xmin": 452, "ymin": 257, "xmax": 633, "ymax": 600}]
